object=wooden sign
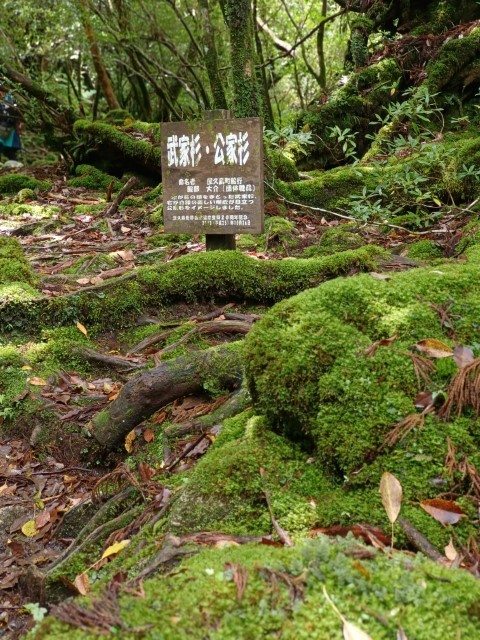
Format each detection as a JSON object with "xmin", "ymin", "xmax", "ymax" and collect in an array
[{"xmin": 161, "ymin": 117, "xmax": 264, "ymax": 234}]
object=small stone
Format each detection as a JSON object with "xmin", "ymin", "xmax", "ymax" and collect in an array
[{"xmin": 3, "ymin": 160, "xmax": 24, "ymax": 169}]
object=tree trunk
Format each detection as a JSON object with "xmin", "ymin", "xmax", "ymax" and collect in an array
[
  {"xmin": 198, "ymin": 0, "xmax": 228, "ymax": 110},
  {"xmin": 78, "ymin": 0, "xmax": 121, "ymax": 110},
  {"xmin": 223, "ymin": 0, "xmax": 260, "ymax": 117}
]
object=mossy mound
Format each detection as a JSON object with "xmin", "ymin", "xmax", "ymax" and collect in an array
[
  {"xmin": 169, "ymin": 413, "xmax": 328, "ymax": 536},
  {"xmin": 245, "ymin": 249, "xmax": 480, "ymax": 471},
  {"xmin": 0, "ymin": 202, "xmax": 60, "ymax": 218},
  {"xmin": 0, "ymin": 174, "xmax": 51, "ymax": 195},
  {"xmin": 302, "ymin": 224, "xmax": 365, "ymax": 258},
  {"xmin": 30, "ymin": 536, "xmax": 480, "ymax": 640},
  {"xmin": 0, "ymin": 238, "xmax": 37, "ymax": 288},
  {"xmin": 68, "ymin": 164, "xmax": 122, "ymax": 191},
  {"xmin": 406, "ymin": 240, "xmax": 442, "ymax": 261},
  {"xmin": 242, "ymin": 248, "xmax": 480, "ymax": 545},
  {"xmin": 265, "ymin": 145, "xmax": 300, "ymax": 182}
]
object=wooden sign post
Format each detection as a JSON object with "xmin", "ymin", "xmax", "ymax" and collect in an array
[{"xmin": 161, "ymin": 110, "xmax": 264, "ymax": 251}]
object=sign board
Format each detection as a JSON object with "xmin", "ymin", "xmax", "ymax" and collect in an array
[{"xmin": 161, "ymin": 117, "xmax": 264, "ymax": 234}]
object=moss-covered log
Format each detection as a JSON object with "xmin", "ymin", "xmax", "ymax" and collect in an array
[
  {"xmin": 72, "ymin": 119, "xmax": 162, "ymax": 177},
  {"xmin": 91, "ymin": 343, "xmax": 243, "ymax": 449},
  {"xmin": 0, "ymin": 247, "xmax": 385, "ymax": 335}
]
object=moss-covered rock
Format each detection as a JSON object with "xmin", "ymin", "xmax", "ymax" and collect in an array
[
  {"xmin": 406, "ymin": 240, "xmax": 442, "ymax": 261},
  {"xmin": 0, "ymin": 174, "xmax": 51, "ymax": 195}
]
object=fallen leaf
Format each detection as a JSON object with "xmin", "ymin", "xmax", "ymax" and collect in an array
[
  {"xmin": 28, "ymin": 377, "xmax": 47, "ymax": 386},
  {"xmin": 444, "ymin": 538, "xmax": 460, "ymax": 562},
  {"xmin": 116, "ymin": 249, "xmax": 135, "ymax": 261},
  {"xmin": 453, "ymin": 345, "xmax": 475, "ymax": 368},
  {"xmin": 21, "ymin": 365, "xmax": 32, "ymax": 371},
  {"xmin": 414, "ymin": 391, "xmax": 433, "ymax": 409},
  {"xmin": 74, "ymin": 573, "xmax": 90, "ymax": 595},
  {"xmin": 420, "ymin": 498, "xmax": 466, "ymax": 525},
  {"xmin": 125, "ymin": 430, "xmax": 136, "ymax": 453},
  {"xmin": 76, "ymin": 321, "xmax": 88, "ymax": 336},
  {"xmin": 121, "ymin": 226, "xmax": 131, "ymax": 234},
  {"xmin": 21, "ymin": 520, "xmax": 38, "ymax": 538},
  {"xmin": 0, "ymin": 482, "xmax": 17, "ymax": 496},
  {"xmin": 380, "ymin": 472, "xmax": 402, "ymax": 524},
  {"xmin": 35, "ymin": 511, "xmax": 51, "ymax": 529},
  {"xmin": 343, "ymin": 620, "xmax": 374, "ymax": 640},
  {"xmin": 369, "ymin": 272, "xmax": 391, "ymax": 281},
  {"xmin": 101, "ymin": 539, "xmax": 130, "ymax": 560},
  {"xmin": 414, "ymin": 339, "xmax": 453, "ymax": 358},
  {"xmin": 143, "ymin": 428, "xmax": 155, "ymax": 443},
  {"xmin": 76, "ymin": 278, "xmax": 90, "ymax": 285}
]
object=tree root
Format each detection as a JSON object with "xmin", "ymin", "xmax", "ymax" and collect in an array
[{"xmin": 90, "ymin": 344, "xmax": 243, "ymax": 449}]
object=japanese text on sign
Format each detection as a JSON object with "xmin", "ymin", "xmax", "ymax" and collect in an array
[{"xmin": 166, "ymin": 131, "xmax": 250, "ymax": 168}]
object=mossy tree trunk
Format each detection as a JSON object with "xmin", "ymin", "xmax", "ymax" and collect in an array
[{"xmin": 222, "ymin": 0, "xmax": 261, "ymax": 117}]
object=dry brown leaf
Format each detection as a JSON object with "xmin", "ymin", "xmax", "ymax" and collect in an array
[
  {"xmin": 73, "ymin": 573, "xmax": 90, "ymax": 595},
  {"xmin": 0, "ymin": 482, "xmax": 17, "ymax": 496},
  {"xmin": 453, "ymin": 345, "xmax": 475, "ymax": 369},
  {"xmin": 420, "ymin": 498, "xmax": 466, "ymax": 525},
  {"xmin": 125, "ymin": 429, "xmax": 136, "ymax": 453},
  {"xmin": 28, "ymin": 377, "xmax": 47, "ymax": 387},
  {"xmin": 76, "ymin": 321, "xmax": 88, "ymax": 336},
  {"xmin": 380, "ymin": 472, "xmax": 402, "ymax": 524},
  {"xmin": 414, "ymin": 338, "xmax": 453, "ymax": 358},
  {"xmin": 35, "ymin": 511, "xmax": 51, "ymax": 529},
  {"xmin": 143, "ymin": 428, "xmax": 155, "ymax": 443},
  {"xmin": 76, "ymin": 278, "xmax": 90, "ymax": 286},
  {"xmin": 444, "ymin": 538, "xmax": 459, "ymax": 562}
]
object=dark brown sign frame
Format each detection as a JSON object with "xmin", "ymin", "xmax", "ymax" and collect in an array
[{"xmin": 161, "ymin": 117, "xmax": 264, "ymax": 235}]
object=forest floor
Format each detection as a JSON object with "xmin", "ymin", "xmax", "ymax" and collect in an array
[{"xmin": 0, "ymin": 158, "xmax": 478, "ymax": 638}]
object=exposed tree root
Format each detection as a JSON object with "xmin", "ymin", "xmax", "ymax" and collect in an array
[{"xmin": 90, "ymin": 344, "xmax": 243, "ymax": 449}]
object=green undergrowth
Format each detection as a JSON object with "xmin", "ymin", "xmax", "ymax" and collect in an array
[
  {"xmin": 30, "ymin": 536, "xmax": 480, "ymax": 640},
  {"xmin": 0, "ymin": 246, "xmax": 386, "ymax": 336}
]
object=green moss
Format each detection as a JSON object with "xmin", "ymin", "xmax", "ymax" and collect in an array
[
  {"xmin": 143, "ymin": 182, "xmax": 162, "ymax": 202},
  {"xmin": 146, "ymin": 233, "xmax": 192, "ymax": 248},
  {"xmin": 297, "ymin": 58, "xmax": 401, "ymax": 166},
  {"xmin": 0, "ymin": 237, "xmax": 26, "ymax": 260},
  {"xmin": 68, "ymin": 164, "xmax": 122, "ymax": 191},
  {"xmin": 0, "ymin": 259, "xmax": 37, "ymax": 286},
  {"xmin": 243, "ymin": 251, "xmax": 480, "ymax": 544},
  {"xmin": 73, "ymin": 119, "xmax": 162, "ymax": 174},
  {"xmin": 103, "ymin": 109, "xmax": 134, "ymax": 125},
  {"xmin": 30, "ymin": 536, "xmax": 480, "ymax": 640},
  {"xmin": 0, "ymin": 174, "xmax": 51, "ymax": 195},
  {"xmin": 265, "ymin": 145, "xmax": 299, "ymax": 182},
  {"xmin": 0, "ymin": 202, "xmax": 60, "ymax": 218},
  {"xmin": 406, "ymin": 240, "xmax": 442, "ymax": 261},
  {"xmin": 0, "ymin": 247, "xmax": 386, "ymax": 336},
  {"xmin": 169, "ymin": 414, "xmax": 328, "ymax": 535},
  {"xmin": 14, "ymin": 188, "xmax": 36, "ymax": 203},
  {"xmin": 302, "ymin": 224, "xmax": 365, "ymax": 258}
]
